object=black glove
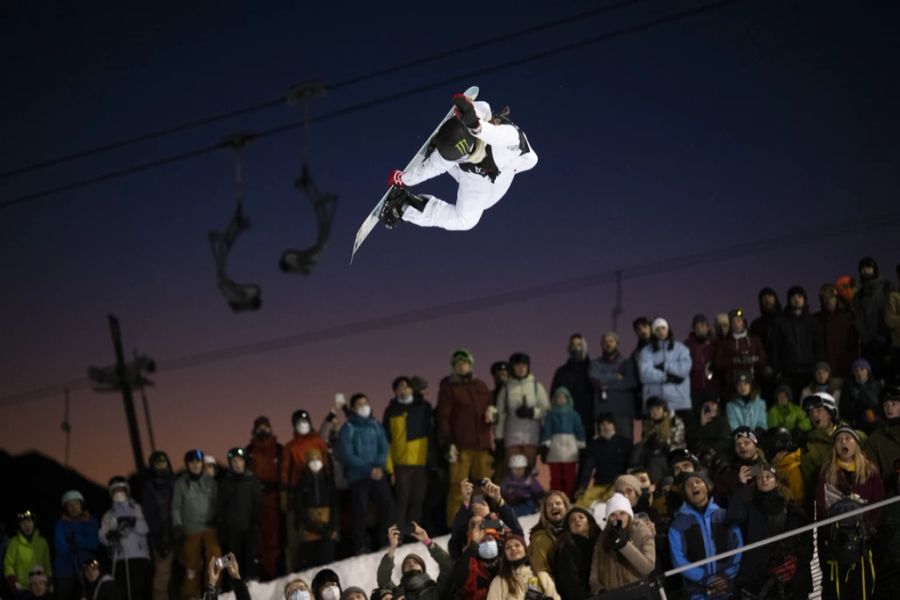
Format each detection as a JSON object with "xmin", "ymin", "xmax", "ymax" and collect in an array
[
  {"xmin": 539, "ymin": 445, "xmax": 549, "ymax": 463},
  {"xmin": 654, "ymin": 362, "xmax": 665, "ymax": 371},
  {"xmin": 117, "ymin": 516, "xmax": 137, "ymax": 529},
  {"xmin": 452, "ymin": 93, "xmax": 480, "ymax": 129},
  {"xmin": 665, "ymin": 373, "xmax": 684, "ymax": 384},
  {"xmin": 516, "ymin": 405, "xmax": 535, "ymax": 419},
  {"xmin": 610, "ymin": 523, "xmax": 628, "ymax": 550}
]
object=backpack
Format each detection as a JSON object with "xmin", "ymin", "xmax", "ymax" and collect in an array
[{"xmin": 824, "ymin": 496, "xmax": 873, "ymax": 567}]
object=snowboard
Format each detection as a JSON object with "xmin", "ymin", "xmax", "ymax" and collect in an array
[{"xmin": 350, "ymin": 86, "xmax": 479, "ymax": 264}]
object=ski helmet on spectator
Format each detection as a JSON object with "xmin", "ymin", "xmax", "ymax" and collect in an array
[
  {"xmin": 227, "ymin": 447, "xmax": 249, "ymax": 460},
  {"xmin": 668, "ymin": 448, "xmax": 699, "ymax": 469},
  {"xmin": 766, "ymin": 427, "xmax": 795, "ymax": 457},
  {"xmin": 433, "ymin": 118, "xmax": 476, "ymax": 161},
  {"xmin": 61, "ymin": 490, "xmax": 84, "ymax": 506},
  {"xmin": 292, "ymin": 409, "xmax": 311, "ymax": 427},
  {"xmin": 450, "ymin": 348, "xmax": 473, "ymax": 366},
  {"xmin": 803, "ymin": 392, "xmax": 838, "ymax": 421},
  {"xmin": 184, "ymin": 448, "xmax": 204, "ymax": 464},
  {"xmin": 508, "ymin": 454, "xmax": 528, "ymax": 469},
  {"xmin": 107, "ymin": 476, "xmax": 129, "ymax": 496}
]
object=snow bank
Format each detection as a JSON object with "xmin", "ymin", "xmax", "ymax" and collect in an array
[{"xmin": 224, "ymin": 513, "xmax": 541, "ymax": 600}]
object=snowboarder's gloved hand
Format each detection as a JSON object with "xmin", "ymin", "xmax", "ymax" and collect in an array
[
  {"xmin": 387, "ymin": 169, "xmax": 404, "ymax": 188},
  {"xmin": 516, "ymin": 405, "xmax": 535, "ymax": 419},
  {"xmin": 665, "ymin": 373, "xmax": 685, "ymax": 384},
  {"xmin": 452, "ymin": 93, "xmax": 480, "ymax": 130}
]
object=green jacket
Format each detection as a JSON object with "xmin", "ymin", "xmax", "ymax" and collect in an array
[
  {"xmin": 3, "ymin": 530, "xmax": 52, "ymax": 588},
  {"xmin": 767, "ymin": 403, "xmax": 811, "ymax": 434},
  {"xmin": 171, "ymin": 473, "xmax": 217, "ymax": 535}
]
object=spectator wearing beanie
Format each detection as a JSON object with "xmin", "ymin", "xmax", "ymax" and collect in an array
[
  {"xmin": 539, "ymin": 386, "xmax": 586, "ymax": 498},
  {"xmin": 888, "ymin": 263, "xmax": 900, "ymax": 377},
  {"xmin": 726, "ymin": 463, "xmax": 812, "ymax": 599},
  {"xmin": 715, "ymin": 308, "xmax": 770, "ymax": 394},
  {"xmin": 549, "ymin": 507, "xmax": 599, "ymax": 600},
  {"xmin": 841, "ymin": 358, "xmax": 883, "ymax": 434},
  {"xmin": 25, "ymin": 565, "xmax": 51, "ymax": 600},
  {"xmin": 814, "ymin": 284, "xmax": 859, "ymax": 378},
  {"xmin": 668, "ymin": 471, "xmax": 742, "ymax": 600},
  {"xmin": 551, "ymin": 334, "xmax": 596, "ymax": 448},
  {"xmin": 487, "ymin": 533, "xmax": 560, "ymax": 600},
  {"xmin": 281, "ymin": 409, "xmax": 330, "ymax": 572},
  {"xmin": 341, "ymin": 588, "xmax": 366, "ymax": 600},
  {"xmin": 684, "ymin": 314, "xmax": 719, "ymax": 408},
  {"xmin": 4, "ymin": 510, "xmax": 52, "ymax": 592},
  {"xmin": 638, "ymin": 318, "xmax": 693, "ymax": 417},
  {"xmin": 217, "ymin": 448, "xmax": 262, "ymax": 580},
  {"xmin": 436, "ymin": 348, "xmax": 495, "ymax": 527},
  {"xmin": 99, "ymin": 477, "xmax": 150, "ymax": 600},
  {"xmin": 246, "ymin": 415, "xmax": 282, "ymax": 580},
  {"xmin": 447, "ymin": 515, "xmax": 503, "ymax": 600},
  {"xmin": 714, "ymin": 427, "xmax": 764, "ymax": 509},
  {"xmin": 800, "ymin": 361, "xmax": 842, "ymax": 405},
  {"xmin": 447, "ymin": 479, "xmax": 523, "ymax": 560},
  {"xmin": 587, "ymin": 331, "xmax": 637, "ymax": 440},
  {"xmin": 725, "ymin": 372, "xmax": 767, "ymax": 434},
  {"xmin": 863, "ymin": 383, "xmax": 900, "ymax": 485},
  {"xmin": 751, "ymin": 288, "xmax": 782, "ymax": 351},
  {"xmin": 496, "ymin": 352, "xmax": 550, "ymax": 469},
  {"xmin": 377, "ymin": 522, "xmax": 452, "ymax": 600},
  {"xmin": 765, "ymin": 428, "xmax": 806, "ymax": 508},
  {"xmin": 770, "ymin": 285, "xmax": 825, "ymax": 399},
  {"xmin": 53, "ymin": 490, "xmax": 99, "ymax": 600},
  {"xmin": 632, "ymin": 396, "xmax": 686, "ymax": 486},
  {"xmin": 590, "ymin": 493, "xmax": 656, "ymax": 594},
  {"xmin": 686, "ymin": 396, "xmax": 732, "ymax": 466}
]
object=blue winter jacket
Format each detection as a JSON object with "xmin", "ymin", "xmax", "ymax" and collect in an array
[
  {"xmin": 638, "ymin": 338, "xmax": 692, "ymax": 412},
  {"xmin": 725, "ymin": 395, "xmax": 768, "ymax": 432},
  {"xmin": 338, "ymin": 412, "xmax": 389, "ymax": 483},
  {"xmin": 540, "ymin": 387, "xmax": 587, "ymax": 463},
  {"xmin": 53, "ymin": 513, "xmax": 100, "ymax": 578},
  {"xmin": 668, "ymin": 499, "xmax": 743, "ymax": 600}
]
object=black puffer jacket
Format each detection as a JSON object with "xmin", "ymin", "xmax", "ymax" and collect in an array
[
  {"xmin": 217, "ymin": 471, "xmax": 261, "ymax": 534},
  {"xmin": 141, "ymin": 468, "xmax": 175, "ymax": 554},
  {"xmin": 770, "ymin": 306, "xmax": 824, "ymax": 374}
]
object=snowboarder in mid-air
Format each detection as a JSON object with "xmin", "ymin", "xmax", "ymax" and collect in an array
[{"xmin": 380, "ymin": 93, "xmax": 538, "ymax": 231}]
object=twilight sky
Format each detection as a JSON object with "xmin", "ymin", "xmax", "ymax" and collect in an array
[{"xmin": 1, "ymin": 0, "xmax": 898, "ymax": 485}]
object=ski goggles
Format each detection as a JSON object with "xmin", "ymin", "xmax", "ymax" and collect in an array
[
  {"xmin": 17, "ymin": 510, "xmax": 33, "ymax": 521},
  {"xmin": 732, "ymin": 426, "xmax": 758, "ymax": 445}
]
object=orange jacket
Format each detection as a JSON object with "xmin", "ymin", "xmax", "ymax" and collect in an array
[{"xmin": 280, "ymin": 432, "xmax": 330, "ymax": 488}]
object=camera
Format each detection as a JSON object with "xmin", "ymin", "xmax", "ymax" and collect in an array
[
  {"xmin": 470, "ymin": 478, "xmax": 487, "ymax": 486},
  {"xmin": 215, "ymin": 555, "xmax": 233, "ymax": 570}
]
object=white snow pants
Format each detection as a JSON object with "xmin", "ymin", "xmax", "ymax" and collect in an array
[{"xmin": 402, "ymin": 151, "xmax": 538, "ymax": 231}]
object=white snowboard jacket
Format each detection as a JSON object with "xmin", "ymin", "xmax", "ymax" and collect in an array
[{"xmin": 402, "ymin": 101, "xmax": 537, "ymax": 186}]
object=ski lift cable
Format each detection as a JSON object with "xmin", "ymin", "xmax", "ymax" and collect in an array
[
  {"xmin": 2, "ymin": 207, "xmax": 896, "ymax": 409},
  {"xmin": 1, "ymin": 0, "xmax": 742, "ymax": 211},
  {"xmin": 0, "ymin": 0, "xmax": 648, "ymax": 180}
]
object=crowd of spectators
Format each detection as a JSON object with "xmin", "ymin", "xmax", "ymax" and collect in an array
[{"xmin": 3, "ymin": 257, "xmax": 900, "ymax": 600}]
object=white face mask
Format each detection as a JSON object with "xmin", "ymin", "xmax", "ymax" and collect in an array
[
  {"xmin": 356, "ymin": 405, "xmax": 371, "ymax": 419},
  {"xmin": 112, "ymin": 491, "xmax": 128, "ymax": 504},
  {"xmin": 320, "ymin": 586, "xmax": 340, "ymax": 600},
  {"xmin": 478, "ymin": 539, "xmax": 499, "ymax": 559},
  {"xmin": 296, "ymin": 422, "xmax": 311, "ymax": 435},
  {"xmin": 308, "ymin": 459, "xmax": 323, "ymax": 473},
  {"xmin": 290, "ymin": 590, "xmax": 310, "ymax": 600},
  {"xmin": 398, "ymin": 395, "xmax": 414, "ymax": 405}
]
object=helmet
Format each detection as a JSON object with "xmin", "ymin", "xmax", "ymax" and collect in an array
[
  {"xmin": 433, "ymin": 118, "xmax": 476, "ymax": 161},
  {"xmin": 184, "ymin": 448, "xmax": 204, "ymax": 464},
  {"xmin": 508, "ymin": 454, "xmax": 528, "ymax": 469},
  {"xmin": 668, "ymin": 447, "xmax": 699, "ymax": 469},
  {"xmin": 450, "ymin": 348, "xmax": 474, "ymax": 366},
  {"xmin": 766, "ymin": 427, "xmax": 795, "ymax": 456},
  {"xmin": 107, "ymin": 476, "xmax": 129, "ymax": 496},
  {"xmin": 227, "ymin": 447, "xmax": 249, "ymax": 460},
  {"xmin": 803, "ymin": 392, "xmax": 838, "ymax": 421},
  {"xmin": 61, "ymin": 490, "xmax": 84, "ymax": 506},
  {"xmin": 291, "ymin": 409, "xmax": 311, "ymax": 426}
]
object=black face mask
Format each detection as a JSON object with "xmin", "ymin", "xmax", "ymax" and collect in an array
[{"xmin": 255, "ymin": 430, "xmax": 271, "ymax": 439}]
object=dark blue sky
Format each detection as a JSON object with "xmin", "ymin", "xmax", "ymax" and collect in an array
[{"xmin": 2, "ymin": 0, "xmax": 898, "ymax": 482}]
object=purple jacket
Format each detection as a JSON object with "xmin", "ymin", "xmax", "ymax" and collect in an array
[
  {"xmin": 500, "ymin": 475, "xmax": 544, "ymax": 506},
  {"xmin": 684, "ymin": 333, "xmax": 717, "ymax": 394}
]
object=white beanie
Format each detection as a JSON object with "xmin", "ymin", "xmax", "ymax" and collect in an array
[
  {"xmin": 651, "ymin": 318, "xmax": 669, "ymax": 331},
  {"xmin": 605, "ymin": 493, "xmax": 634, "ymax": 520},
  {"xmin": 508, "ymin": 454, "xmax": 528, "ymax": 469}
]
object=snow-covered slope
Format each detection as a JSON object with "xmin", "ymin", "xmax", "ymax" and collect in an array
[{"xmin": 224, "ymin": 513, "xmax": 541, "ymax": 600}]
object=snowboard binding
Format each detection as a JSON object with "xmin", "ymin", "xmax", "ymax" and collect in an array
[{"xmin": 379, "ymin": 187, "xmax": 428, "ymax": 229}]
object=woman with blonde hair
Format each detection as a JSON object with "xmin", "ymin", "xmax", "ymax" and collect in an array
[
  {"xmin": 283, "ymin": 579, "xmax": 311, "ymax": 600},
  {"xmin": 815, "ymin": 425, "xmax": 884, "ymax": 600},
  {"xmin": 486, "ymin": 534, "xmax": 559, "ymax": 600}
]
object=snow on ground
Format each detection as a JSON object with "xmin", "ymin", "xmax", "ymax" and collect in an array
[{"xmin": 223, "ymin": 513, "xmax": 541, "ymax": 600}]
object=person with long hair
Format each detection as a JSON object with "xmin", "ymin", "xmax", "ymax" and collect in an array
[
  {"xmin": 727, "ymin": 464, "xmax": 812, "ymax": 599},
  {"xmin": 589, "ymin": 493, "xmax": 656, "ymax": 594},
  {"xmin": 815, "ymin": 426, "xmax": 885, "ymax": 600},
  {"xmin": 549, "ymin": 507, "xmax": 599, "ymax": 600},
  {"xmin": 632, "ymin": 396, "xmax": 686, "ymax": 485},
  {"xmin": 486, "ymin": 534, "xmax": 559, "ymax": 600}
]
